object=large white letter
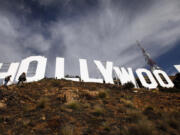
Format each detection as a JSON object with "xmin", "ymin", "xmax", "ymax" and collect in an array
[
  {"xmin": 16, "ymin": 56, "xmax": 47, "ymax": 82},
  {"xmin": 136, "ymin": 68, "xmax": 158, "ymax": 89},
  {"xmin": 114, "ymin": 67, "xmax": 137, "ymax": 87},
  {"xmin": 0, "ymin": 63, "xmax": 19, "ymax": 85},
  {"xmin": 153, "ymin": 70, "xmax": 174, "ymax": 88},
  {"xmin": 79, "ymin": 59, "xmax": 103, "ymax": 83},
  {"xmin": 55, "ymin": 57, "xmax": 79, "ymax": 81},
  {"xmin": 94, "ymin": 60, "xmax": 114, "ymax": 84},
  {"xmin": 174, "ymin": 65, "xmax": 180, "ymax": 72}
]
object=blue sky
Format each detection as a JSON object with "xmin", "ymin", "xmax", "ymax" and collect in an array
[{"xmin": 0, "ymin": 0, "xmax": 180, "ymax": 77}]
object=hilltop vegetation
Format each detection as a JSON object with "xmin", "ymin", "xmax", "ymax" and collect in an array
[{"xmin": 0, "ymin": 79, "xmax": 180, "ymax": 135}]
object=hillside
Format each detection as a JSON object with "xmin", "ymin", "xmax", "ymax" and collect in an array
[{"xmin": 0, "ymin": 79, "xmax": 180, "ymax": 135}]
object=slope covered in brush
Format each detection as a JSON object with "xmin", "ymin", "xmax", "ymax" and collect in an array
[{"xmin": 0, "ymin": 79, "xmax": 180, "ymax": 135}]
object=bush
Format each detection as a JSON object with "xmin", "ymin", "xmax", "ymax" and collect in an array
[
  {"xmin": 157, "ymin": 112, "xmax": 180, "ymax": 133},
  {"xmin": 125, "ymin": 109, "xmax": 144, "ymax": 123},
  {"xmin": 36, "ymin": 97, "xmax": 49, "ymax": 109},
  {"xmin": 143, "ymin": 106, "xmax": 161, "ymax": 120},
  {"xmin": 120, "ymin": 118, "xmax": 156, "ymax": 135},
  {"xmin": 92, "ymin": 105, "xmax": 105, "ymax": 116},
  {"xmin": 61, "ymin": 124, "xmax": 74, "ymax": 135},
  {"xmin": 23, "ymin": 104, "xmax": 36, "ymax": 112},
  {"xmin": 173, "ymin": 73, "xmax": 180, "ymax": 88},
  {"xmin": 122, "ymin": 82, "xmax": 135, "ymax": 90},
  {"xmin": 0, "ymin": 90, "xmax": 4, "ymax": 100},
  {"xmin": 128, "ymin": 122, "xmax": 156, "ymax": 135},
  {"xmin": 120, "ymin": 98, "xmax": 134, "ymax": 108},
  {"xmin": 122, "ymin": 95, "xmax": 133, "ymax": 100},
  {"xmin": 159, "ymin": 87, "xmax": 180, "ymax": 93},
  {"xmin": 166, "ymin": 112, "xmax": 180, "ymax": 130},
  {"xmin": 98, "ymin": 90, "xmax": 108, "ymax": 98},
  {"xmin": 0, "ymin": 116, "xmax": 4, "ymax": 123},
  {"xmin": 66, "ymin": 101, "xmax": 81, "ymax": 110},
  {"xmin": 102, "ymin": 121, "xmax": 111, "ymax": 132},
  {"xmin": 51, "ymin": 80, "xmax": 63, "ymax": 88},
  {"xmin": 167, "ymin": 118, "xmax": 180, "ymax": 130}
]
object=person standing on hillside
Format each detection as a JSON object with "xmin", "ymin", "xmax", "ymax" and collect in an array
[
  {"xmin": 4, "ymin": 75, "xmax": 12, "ymax": 89},
  {"xmin": 17, "ymin": 72, "xmax": 26, "ymax": 86}
]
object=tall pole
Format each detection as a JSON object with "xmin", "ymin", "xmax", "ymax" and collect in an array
[{"xmin": 137, "ymin": 41, "xmax": 160, "ymax": 71}]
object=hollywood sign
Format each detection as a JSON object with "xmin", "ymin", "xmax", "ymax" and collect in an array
[{"xmin": 0, "ymin": 56, "xmax": 180, "ymax": 89}]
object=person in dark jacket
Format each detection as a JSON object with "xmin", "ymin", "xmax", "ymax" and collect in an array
[
  {"xmin": 4, "ymin": 75, "xmax": 12, "ymax": 89},
  {"xmin": 17, "ymin": 72, "xmax": 26, "ymax": 85}
]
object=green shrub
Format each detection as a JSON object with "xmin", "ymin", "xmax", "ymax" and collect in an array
[
  {"xmin": 0, "ymin": 116, "xmax": 4, "ymax": 123},
  {"xmin": 61, "ymin": 124, "xmax": 74, "ymax": 135},
  {"xmin": 159, "ymin": 87, "xmax": 180, "ymax": 93},
  {"xmin": 92, "ymin": 105, "xmax": 105, "ymax": 116},
  {"xmin": 120, "ymin": 98, "xmax": 134, "ymax": 108},
  {"xmin": 120, "ymin": 119, "xmax": 156, "ymax": 135},
  {"xmin": 36, "ymin": 97, "xmax": 49, "ymax": 109},
  {"xmin": 122, "ymin": 82, "xmax": 135, "ymax": 90},
  {"xmin": 102, "ymin": 121, "xmax": 111, "ymax": 132},
  {"xmin": 83, "ymin": 103, "xmax": 91, "ymax": 108},
  {"xmin": 126, "ymin": 112, "xmax": 143, "ymax": 123},
  {"xmin": 128, "ymin": 122, "xmax": 155, "ymax": 135},
  {"xmin": 122, "ymin": 95, "xmax": 134, "ymax": 100},
  {"xmin": 157, "ymin": 112, "xmax": 180, "ymax": 132},
  {"xmin": 166, "ymin": 112, "xmax": 180, "ymax": 130},
  {"xmin": 23, "ymin": 104, "xmax": 36, "ymax": 112},
  {"xmin": 51, "ymin": 80, "xmax": 63, "ymax": 88},
  {"xmin": 143, "ymin": 106, "xmax": 161, "ymax": 120},
  {"xmin": 66, "ymin": 101, "xmax": 81, "ymax": 110},
  {"xmin": 167, "ymin": 118, "xmax": 180, "ymax": 129},
  {"xmin": 98, "ymin": 91, "xmax": 108, "ymax": 98}
]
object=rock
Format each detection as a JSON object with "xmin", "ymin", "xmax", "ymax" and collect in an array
[
  {"xmin": 41, "ymin": 115, "xmax": 46, "ymax": 120},
  {"xmin": 64, "ymin": 108, "xmax": 73, "ymax": 113},
  {"xmin": 0, "ymin": 102, "xmax": 7, "ymax": 109},
  {"xmin": 23, "ymin": 119, "xmax": 31, "ymax": 126},
  {"xmin": 20, "ymin": 100, "xmax": 26, "ymax": 104},
  {"xmin": 81, "ymin": 90, "xmax": 99, "ymax": 97},
  {"xmin": 133, "ymin": 90, "xmax": 138, "ymax": 93},
  {"xmin": 58, "ymin": 90, "xmax": 79, "ymax": 103}
]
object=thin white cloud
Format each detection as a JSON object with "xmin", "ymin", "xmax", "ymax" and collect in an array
[
  {"xmin": 0, "ymin": 13, "xmax": 50, "ymax": 61},
  {"xmin": 23, "ymin": 34, "xmax": 51, "ymax": 53},
  {"xmin": 49, "ymin": 0, "xmax": 180, "ymax": 71}
]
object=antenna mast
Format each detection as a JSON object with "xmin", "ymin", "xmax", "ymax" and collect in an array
[{"xmin": 137, "ymin": 41, "xmax": 160, "ymax": 71}]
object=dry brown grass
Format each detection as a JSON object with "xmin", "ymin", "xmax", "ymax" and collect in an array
[
  {"xmin": 92, "ymin": 105, "xmax": 105, "ymax": 116},
  {"xmin": 61, "ymin": 125, "xmax": 74, "ymax": 135},
  {"xmin": 36, "ymin": 97, "xmax": 50, "ymax": 109},
  {"xmin": 66, "ymin": 101, "xmax": 81, "ymax": 110},
  {"xmin": 98, "ymin": 89, "xmax": 109, "ymax": 99},
  {"xmin": 0, "ymin": 79, "xmax": 179, "ymax": 135}
]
